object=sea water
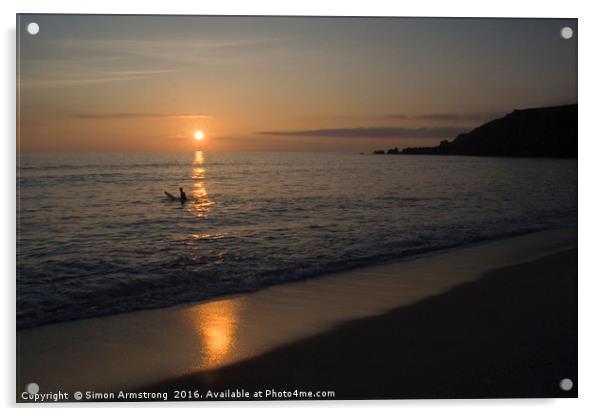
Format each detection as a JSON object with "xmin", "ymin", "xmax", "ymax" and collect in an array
[{"xmin": 17, "ymin": 151, "xmax": 577, "ymax": 328}]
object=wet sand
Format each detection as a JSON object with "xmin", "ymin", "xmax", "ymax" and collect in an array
[
  {"xmin": 147, "ymin": 248, "xmax": 577, "ymax": 399},
  {"xmin": 17, "ymin": 228, "xmax": 576, "ymax": 399}
]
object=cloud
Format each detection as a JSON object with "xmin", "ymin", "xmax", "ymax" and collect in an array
[
  {"xmin": 48, "ymin": 37, "xmax": 287, "ymax": 55},
  {"xmin": 19, "ymin": 69, "xmax": 177, "ymax": 87},
  {"xmin": 69, "ymin": 112, "xmax": 213, "ymax": 120},
  {"xmin": 36, "ymin": 37, "xmax": 291, "ymax": 70},
  {"xmin": 259, "ymin": 126, "xmax": 469, "ymax": 139},
  {"xmin": 383, "ymin": 112, "xmax": 502, "ymax": 122}
]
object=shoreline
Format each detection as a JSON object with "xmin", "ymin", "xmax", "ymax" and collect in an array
[
  {"xmin": 17, "ymin": 228, "xmax": 577, "ymax": 398},
  {"xmin": 17, "ymin": 225, "xmax": 575, "ymax": 331},
  {"xmin": 146, "ymin": 247, "xmax": 577, "ymax": 399}
]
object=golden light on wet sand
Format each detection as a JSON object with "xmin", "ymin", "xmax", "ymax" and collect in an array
[{"xmin": 184, "ymin": 299, "xmax": 241, "ymax": 368}]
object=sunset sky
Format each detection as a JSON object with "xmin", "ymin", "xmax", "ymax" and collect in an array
[{"xmin": 18, "ymin": 15, "xmax": 577, "ymax": 152}]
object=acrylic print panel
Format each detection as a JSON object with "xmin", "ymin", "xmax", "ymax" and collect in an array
[{"xmin": 16, "ymin": 14, "xmax": 577, "ymax": 402}]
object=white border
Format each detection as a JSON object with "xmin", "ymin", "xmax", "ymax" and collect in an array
[{"xmin": 2, "ymin": 0, "xmax": 601, "ymax": 414}]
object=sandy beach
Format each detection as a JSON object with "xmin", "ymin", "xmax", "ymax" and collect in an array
[
  {"xmin": 147, "ymin": 247, "xmax": 577, "ymax": 400},
  {"xmin": 17, "ymin": 228, "xmax": 577, "ymax": 400}
]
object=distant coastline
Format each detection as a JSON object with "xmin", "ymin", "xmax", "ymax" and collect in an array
[{"xmin": 374, "ymin": 104, "xmax": 577, "ymax": 158}]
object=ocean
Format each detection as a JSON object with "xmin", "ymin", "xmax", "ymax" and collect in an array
[{"xmin": 16, "ymin": 151, "xmax": 577, "ymax": 329}]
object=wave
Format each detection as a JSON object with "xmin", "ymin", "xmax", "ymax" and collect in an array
[
  {"xmin": 16, "ymin": 152, "xmax": 578, "ymax": 330},
  {"xmin": 16, "ymin": 221, "xmax": 573, "ymax": 330}
]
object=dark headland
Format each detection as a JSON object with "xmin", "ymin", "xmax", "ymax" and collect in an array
[{"xmin": 375, "ymin": 104, "xmax": 577, "ymax": 158}]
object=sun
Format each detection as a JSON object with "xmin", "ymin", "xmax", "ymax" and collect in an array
[{"xmin": 194, "ymin": 130, "xmax": 205, "ymax": 141}]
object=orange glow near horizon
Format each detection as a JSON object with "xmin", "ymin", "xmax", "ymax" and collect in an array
[{"xmin": 17, "ymin": 16, "xmax": 576, "ymax": 153}]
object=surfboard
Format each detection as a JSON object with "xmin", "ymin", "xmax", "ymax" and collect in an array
[{"xmin": 164, "ymin": 191, "xmax": 179, "ymax": 201}]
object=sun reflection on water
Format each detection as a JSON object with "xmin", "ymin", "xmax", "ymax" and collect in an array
[{"xmin": 190, "ymin": 151, "xmax": 214, "ymax": 217}]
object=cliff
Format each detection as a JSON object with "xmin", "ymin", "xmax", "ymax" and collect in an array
[{"xmin": 376, "ymin": 104, "xmax": 577, "ymax": 158}]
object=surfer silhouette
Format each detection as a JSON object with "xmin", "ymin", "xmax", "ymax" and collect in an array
[{"xmin": 164, "ymin": 187, "xmax": 188, "ymax": 203}]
